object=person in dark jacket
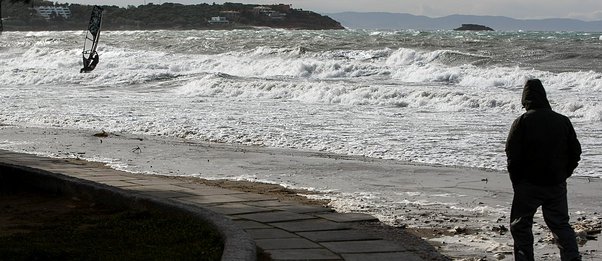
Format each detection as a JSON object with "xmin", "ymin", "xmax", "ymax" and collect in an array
[
  {"xmin": 80, "ymin": 52, "xmax": 99, "ymax": 73},
  {"xmin": 505, "ymin": 79, "xmax": 582, "ymax": 261}
]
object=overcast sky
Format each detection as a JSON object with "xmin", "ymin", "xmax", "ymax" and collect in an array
[{"xmin": 58, "ymin": 0, "xmax": 602, "ymax": 21}]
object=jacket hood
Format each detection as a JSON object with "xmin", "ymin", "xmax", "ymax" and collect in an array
[{"xmin": 521, "ymin": 79, "xmax": 552, "ymax": 110}]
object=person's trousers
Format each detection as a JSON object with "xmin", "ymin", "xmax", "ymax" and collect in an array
[{"xmin": 510, "ymin": 182, "xmax": 581, "ymax": 261}]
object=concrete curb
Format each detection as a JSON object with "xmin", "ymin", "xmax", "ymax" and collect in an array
[{"xmin": 0, "ymin": 162, "xmax": 257, "ymax": 261}]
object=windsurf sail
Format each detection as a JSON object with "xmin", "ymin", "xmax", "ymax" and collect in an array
[{"xmin": 81, "ymin": 5, "xmax": 103, "ymax": 72}]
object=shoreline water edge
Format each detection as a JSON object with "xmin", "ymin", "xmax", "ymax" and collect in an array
[{"xmin": 0, "ymin": 125, "xmax": 600, "ymax": 260}]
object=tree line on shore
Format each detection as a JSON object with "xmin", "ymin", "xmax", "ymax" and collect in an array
[{"xmin": 1, "ymin": 0, "xmax": 343, "ymax": 31}]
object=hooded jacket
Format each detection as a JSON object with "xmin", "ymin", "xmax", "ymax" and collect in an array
[{"xmin": 505, "ymin": 79, "xmax": 581, "ymax": 185}]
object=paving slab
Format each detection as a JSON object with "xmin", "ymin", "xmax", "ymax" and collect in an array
[
  {"xmin": 320, "ymin": 240, "xmax": 407, "ymax": 253},
  {"xmin": 123, "ymin": 185, "xmax": 196, "ymax": 195},
  {"xmin": 234, "ymin": 192, "xmax": 279, "ymax": 201},
  {"xmin": 125, "ymin": 178, "xmax": 180, "ymax": 186},
  {"xmin": 97, "ymin": 180, "xmax": 140, "ymax": 187},
  {"xmin": 171, "ymin": 182, "xmax": 214, "ymax": 189},
  {"xmin": 245, "ymin": 200, "xmax": 291, "ymax": 207},
  {"xmin": 297, "ymin": 229, "xmax": 382, "ymax": 242},
  {"xmin": 265, "ymin": 249, "xmax": 342, "ymax": 261},
  {"xmin": 315, "ymin": 213, "xmax": 378, "ymax": 223},
  {"xmin": 174, "ymin": 184, "xmax": 246, "ymax": 195},
  {"xmin": 269, "ymin": 219, "xmax": 350, "ymax": 232},
  {"xmin": 233, "ymin": 220, "xmax": 272, "ymax": 229},
  {"xmin": 38, "ymin": 167, "xmax": 87, "ymax": 174},
  {"xmin": 176, "ymin": 194, "xmax": 257, "ymax": 205},
  {"xmin": 246, "ymin": 228, "xmax": 298, "ymax": 239},
  {"xmin": 125, "ymin": 184, "xmax": 198, "ymax": 193},
  {"xmin": 206, "ymin": 203, "xmax": 272, "ymax": 215},
  {"xmin": 236, "ymin": 211, "xmax": 316, "ymax": 223},
  {"xmin": 82, "ymin": 175, "xmax": 140, "ymax": 182},
  {"xmin": 127, "ymin": 189, "xmax": 197, "ymax": 199},
  {"xmin": 272, "ymin": 204, "xmax": 334, "ymax": 214},
  {"xmin": 51, "ymin": 173, "xmax": 98, "ymax": 180},
  {"xmin": 53, "ymin": 168, "xmax": 108, "ymax": 177},
  {"xmin": 255, "ymin": 238, "xmax": 322, "ymax": 250},
  {"xmin": 342, "ymin": 252, "xmax": 423, "ymax": 261}
]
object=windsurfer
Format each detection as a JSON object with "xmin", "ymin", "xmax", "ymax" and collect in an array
[{"xmin": 80, "ymin": 52, "xmax": 99, "ymax": 73}]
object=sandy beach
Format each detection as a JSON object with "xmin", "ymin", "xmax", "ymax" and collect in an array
[{"xmin": 1, "ymin": 125, "xmax": 600, "ymax": 260}]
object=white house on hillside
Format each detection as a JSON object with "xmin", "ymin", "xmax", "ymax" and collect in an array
[
  {"xmin": 208, "ymin": 16, "xmax": 229, "ymax": 24},
  {"xmin": 35, "ymin": 6, "xmax": 72, "ymax": 19}
]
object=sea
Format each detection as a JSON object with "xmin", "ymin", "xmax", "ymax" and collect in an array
[
  {"xmin": 2, "ymin": 29, "xmax": 602, "ymax": 259},
  {"xmin": 2, "ymin": 29, "xmax": 601, "ymax": 175}
]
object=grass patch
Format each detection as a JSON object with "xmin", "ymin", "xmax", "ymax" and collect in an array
[{"xmin": 0, "ymin": 190, "xmax": 223, "ymax": 260}]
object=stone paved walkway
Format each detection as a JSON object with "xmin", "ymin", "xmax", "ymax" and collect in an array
[{"xmin": 0, "ymin": 150, "xmax": 426, "ymax": 261}]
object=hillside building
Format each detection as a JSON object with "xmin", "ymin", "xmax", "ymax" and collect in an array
[
  {"xmin": 35, "ymin": 6, "xmax": 72, "ymax": 19},
  {"xmin": 208, "ymin": 16, "xmax": 229, "ymax": 24}
]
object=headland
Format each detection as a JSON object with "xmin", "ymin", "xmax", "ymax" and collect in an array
[{"xmin": 1, "ymin": 1, "xmax": 344, "ymax": 31}]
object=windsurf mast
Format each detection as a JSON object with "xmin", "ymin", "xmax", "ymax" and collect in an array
[{"xmin": 0, "ymin": 1, "xmax": 4, "ymax": 35}]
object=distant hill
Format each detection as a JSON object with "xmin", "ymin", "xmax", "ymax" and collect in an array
[
  {"xmin": 1, "ymin": 1, "xmax": 343, "ymax": 31},
  {"xmin": 328, "ymin": 12, "xmax": 602, "ymax": 32}
]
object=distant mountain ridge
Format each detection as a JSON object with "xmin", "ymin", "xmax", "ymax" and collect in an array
[{"xmin": 328, "ymin": 12, "xmax": 602, "ymax": 32}]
